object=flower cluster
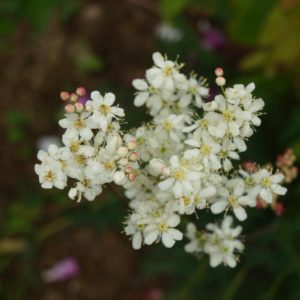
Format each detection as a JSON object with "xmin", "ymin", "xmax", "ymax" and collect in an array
[
  {"xmin": 36, "ymin": 52, "xmax": 294, "ymax": 268},
  {"xmin": 35, "ymin": 88, "xmax": 139, "ymax": 202},
  {"xmin": 185, "ymin": 216, "xmax": 244, "ymax": 268}
]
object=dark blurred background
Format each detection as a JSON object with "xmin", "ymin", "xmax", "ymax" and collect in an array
[{"xmin": 1, "ymin": 0, "xmax": 300, "ymax": 299}]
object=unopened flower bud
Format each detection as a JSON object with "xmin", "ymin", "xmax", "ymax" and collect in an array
[
  {"xmin": 215, "ymin": 67, "xmax": 224, "ymax": 77},
  {"xmin": 119, "ymin": 158, "xmax": 128, "ymax": 166},
  {"xmin": 129, "ymin": 151, "xmax": 139, "ymax": 162},
  {"xmin": 70, "ymin": 93, "xmax": 78, "ymax": 103},
  {"xmin": 75, "ymin": 102, "xmax": 84, "ymax": 112},
  {"xmin": 127, "ymin": 140, "xmax": 137, "ymax": 150},
  {"xmin": 274, "ymin": 202, "xmax": 284, "ymax": 216},
  {"xmin": 117, "ymin": 146, "xmax": 129, "ymax": 157},
  {"xmin": 113, "ymin": 171, "xmax": 126, "ymax": 185},
  {"xmin": 60, "ymin": 91, "xmax": 70, "ymax": 101},
  {"xmin": 125, "ymin": 166, "xmax": 132, "ymax": 173},
  {"xmin": 76, "ymin": 87, "xmax": 86, "ymax": 96},
  {"xmin": 216, "ymin": 76, "xmax": 226, "ymax": 87},
  {"xmin": 65, "ymin": 104, "xmax": 75, "ymax": 113},
  {"xmin": 128, "ymin": 173, "xmax": 137, "ymax": 181},
  {"xmin": 161, "ymin": 166, "xmax": 171, "ymax": 176}
]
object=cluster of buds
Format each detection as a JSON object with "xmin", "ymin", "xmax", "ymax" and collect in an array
[
  {"xmin": 276, "ymin": 148, "xmax": 298, "ymax": 183},
  {"xmin": 215, "ymin": 67, "xmax": 226, "ymax": 87},
  {"xmin": 115, "ymin": 140, "xmax": 139, "ymax": 184},
  {"xmin": 60, "ymin": 87, "xmax": 89, "ymax": 113}
]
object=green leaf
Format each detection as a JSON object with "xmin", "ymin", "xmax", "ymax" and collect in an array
[
  {"xmin": 159, "ymin": 0, "xmax": 191, "ymax": 20},
  {"xmin": 229, "ymin": 0, "xmax": 278, "ymax": 45}
]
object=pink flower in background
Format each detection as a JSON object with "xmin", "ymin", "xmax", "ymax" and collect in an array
[
  {"xmin": 198, "ymin": 21, "xmax": 225, "ymax": 51},
  {"xmin": 42, "ymin": 257, "xmax": 80, "ymax": 283}
]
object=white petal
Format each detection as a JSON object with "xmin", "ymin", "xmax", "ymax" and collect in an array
[
  {"xmin": 132, "ymin": 232, "xmax": 142, "ymax": 250},
  {"xmin": 211, "ymin": 200, "xmax": 227, "ymax": 214},
  {"xmin": 260, "ymin": 189, "xmax": 273, "ymax": 203},
  {"xmin": 152, "ymin": 52, "xmax": 165, "ymax": 68},
  {"xmin": 272, "ymin": 184, "xmax": 287, "ymax": 195},
  {"xmin": 233, "ymin": 206, "xmax": 247, "ymax": 221},
  {"xmin": 159, "ymin": 178, "xmax": 175, "ymax": 190},
  {"xmin": 162, "ymin": 232, "xmax": 175, "ymax": 248},
  {"xmin": 134, "ymin": 92, "xmax": 149, "ymax": 107},
  {"xmin": 132, "ymin": 79, "xmax": 148, "ymax": 90},
  {"xmin": 167, "ymin": 214, "xmax": 180, "ymax": 227},
  {"xmin": 144, "ymin": 230, "xmax": 159, "ymax": 245}
]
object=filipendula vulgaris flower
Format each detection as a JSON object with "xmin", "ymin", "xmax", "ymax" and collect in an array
[
  {"xmin": 35, "ymin": 55, "xmax": 293, "ymax": 269},
  {"xmin": 35, "ymin": 87, "xmax": 139, "ymax": 203}
]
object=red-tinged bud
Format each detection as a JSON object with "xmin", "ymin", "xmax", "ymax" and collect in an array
[
  {"xmin": 76, "ymin": 87, "xmax": 86, "ymax": 96},
  {"xmin": 215, "ymin": 76, "xmax": 226, "ymax": 87},
  {"xmin": 60, "ymin": 91, "xmax": 69, "ymax": 101},
  {"xmin": 75, "ymin": 102, "xmax": 84, "ymax": 112},
  {"xmin": 128, "ymin": 173, "xmax": 137, "ymax": 181},
  {"xmin": 127, "ymin": 140, "xmax": 137, "ymax": 150},
  {"xmin": 242, "ymin": 161, "xmax": 258, "ymax": 173},
  {"xmin": 274, "ymin": 202, "xmax": 285, "ymax": 216},
  {"xmin": 129, "ymin": 151, "xmax": 139, "ymax": 162},
  {"xmin": 125, "ymin": 166, "xmax": 132, "ymax": 173},
  {"xmin": 256, "ymin": 196, "xmax": 267, "ymax": 209},
  {"xmin": 65, "ymin": 104, "xmax": 75, "ymax": 113},
  {"xmin": 215, "ymin": 67, "xmax": 224, "ymax": 77}
]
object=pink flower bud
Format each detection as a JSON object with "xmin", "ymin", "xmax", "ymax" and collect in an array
[
  {"xmin": 75, "ymin": 102, "xmax": 84, "ymax": 112},
  {"xmin": 129, "ymin": 151, "xmax": 139, "ymax": 162},
  {"xmin": 127, "ymin": 140, "xmax": 137, "ymax": 150},
  {"xmin": 128, "ymin": 173, "xmax": 137, "ymax": 181},
  {"xmin": 215, "ymin": 67, "xmax": 224, "ymax": 77},
  {"xmin": 125, "ymin": 166, "xmax": 132, "ymax": 173},
  {"xmin": 274, "ymin": 202, "xmax": 285, "ymax": 216},
  {"xmin": 65, "ymin": 104, "xmax": 75, "ymax": 113},
  {"xmin": 76, "ymin": 87, "xmax": 86, "ymax": 96},
  {"xmin": 60, "ymin": 91, "xmax": 69, "ymax": 101},
  {"xmin": 215, "ymin": 76, "xmax": 226, "ymax": 87}
]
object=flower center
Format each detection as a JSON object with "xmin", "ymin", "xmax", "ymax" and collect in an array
[
  {"xmin": 163, "ymin": 67, "xmax": 173, "ymax": 76},
  {"xmin": 182, "ymin": 196, "xmax": 191, "ymax": 206},
  {"xmin": 223, "ymin": 110, "xmax": 234, "ymax": 121},
  {"xmin": 200, "ymin": 144, "xmax": 211, "ymax": 155},
  {"xmin": 74, "ymin": 119, "xmax": 85, "ymax": 129},
  {"xmin": 159, "ymin": 222, "xmax": 169, "ymax": 232},
  {"xmin": 245, "ymin": 176, "xmax": 254, "ymax": 186},
  {"xmin": 99, "ymin": 104, "xmax": 110, "ymax": 114},
  {"xmin": 75, "ymin": 155, "xmax": 86, "ymax": 165},
  {"xmin": 103, "ymin": 161, "xmax": 114, "ymax": 171},
  {"xmin": 228, "ymin": 195, "xmax": 238, "ymax": 207},
  {"xmin": 261, "ymin": 177, "xmax": 271, "ymax": 188},
  {"xmin": 70, "ymin": 141, "xmax": 80, "ymax": 152},
  {"xmin": 163, "ymin": 120, "xmax": 174, "ymax": 131},
  {"xmin": 44, "ymin": 171, "xmax": 55, "ymax": 181},
  {"xmin": 199, "ymin": 119, "xmax": 208, "ymax": 128},
  {"xmin": 172, "ymin": 169, "xmax": 185, "ymax": 181}
]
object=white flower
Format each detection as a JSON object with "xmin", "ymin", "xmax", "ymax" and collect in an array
[
  {"xmin": 86, "ymin": 91, "xmax": 125, "ymax": 131},
  {"xmin": 146, "ymin": 52, "xmax": 187, "ymax": 91},
  {"xmin": 253, "ymin": 169, "xmax": 287, "ymax": 203},
  {"xmin": 144, "ymin": 214, "xmax": 183, "ymax": 248},
  {"xmin": 35, "ymin": 150, "xmax": 67, "ymax": 189},
  {"xmin": 210, "ymin": 179, "xmax": 255, "ymax": 221},
  {"xmin": 59, "ymin": 112, "xmax": 95, "ymax": 141},
  {"xmin": 158, "ymin": 155, "xmax": 201, "ymax": 198},
  {"xmin": 204, "ymin": 216, "xmax": 244, "ymax": 268}
]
